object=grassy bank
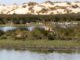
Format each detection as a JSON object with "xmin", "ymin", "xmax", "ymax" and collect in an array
[{"xmin": 0, "ymin": 39, "xmax": 80, "ymax": 51}]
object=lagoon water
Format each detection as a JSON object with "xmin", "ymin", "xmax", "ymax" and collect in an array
[
  {"xmin": 0, "ymin": 26, "xmax": 35, "ymax": 31},
  {"xmin": 0, "ymin": 49, "xmax": 80, "ymax": 60}
]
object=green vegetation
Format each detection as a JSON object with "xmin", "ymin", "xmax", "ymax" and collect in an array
[
  {"xmin": 0, "ymin": 26, "xmax": 80, "ymax": 40},
  {"xmin": 0, "ymin": 13, "xmax": 80, "ymax": 24},
  {"xmin": 0, "ymin": 39, "xmax": 80, "ymax": 50},
  {"xmin": 0, "ymin": 14, "xmax": 80, "ymax": 50}
]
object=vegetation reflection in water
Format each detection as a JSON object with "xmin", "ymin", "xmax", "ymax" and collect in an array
[{"xmin": 0, "ymin": 49, "xmax": 80, "ymax": 60}]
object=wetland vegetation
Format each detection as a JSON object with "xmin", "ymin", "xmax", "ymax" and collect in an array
[{"xmin": 0, "ymin": 14, "xmax": 80, "ymax": 50}]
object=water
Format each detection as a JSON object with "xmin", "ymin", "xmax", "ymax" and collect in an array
[
  {"xmin": 0, "ymin": 49, "xmax": 80, "ymax": 60},
  {"xmin": 0, "ymin": 26, "xmax": 34, "ymax": 31},
  {"xmin": 0, "ymin": 26, "xmax": 41, "ymax": 31}
]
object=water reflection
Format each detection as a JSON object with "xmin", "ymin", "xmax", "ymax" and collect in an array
[
  {"xmin": 0, "ymin": 26, "xmax": 17, "ymax": 32},
  {"xmin": 0, "ymin": 26, "xmax": 34, "ymax": 31},
  {"xmin": 0, "ymin": 49, "xmax": 80, "ymax": 60},
  {"xmin": 0, "ymin": 26, "xmax": 43, "ymax": 31}
]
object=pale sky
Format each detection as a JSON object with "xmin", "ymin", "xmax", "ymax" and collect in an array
[{"xmin": 0, "ymin": 0, "xmax": 79, "ymax": 5}]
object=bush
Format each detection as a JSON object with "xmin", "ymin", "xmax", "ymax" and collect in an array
[{"xmin": 31, "ymin": 27, "xmax": 47, "ymax": 40}]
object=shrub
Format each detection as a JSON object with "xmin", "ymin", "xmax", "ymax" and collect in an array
[{"xmin": 31, "ymin": 27, "xmax": 47, "ymax": 40}]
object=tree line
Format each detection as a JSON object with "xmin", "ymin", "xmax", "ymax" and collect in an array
[{"xmin": 0, "ymin": 13, "xmax": 80, "ymax": 24}]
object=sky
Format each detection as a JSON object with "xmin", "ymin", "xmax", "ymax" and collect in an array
[{"xmin": 0, "ymin": 0, "xmax": 79, "ymax": 5}]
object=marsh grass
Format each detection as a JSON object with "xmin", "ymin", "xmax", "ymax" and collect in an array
[{"xmin": 0, "ymin": 39, "xmax": 80, "ymax": 50}]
